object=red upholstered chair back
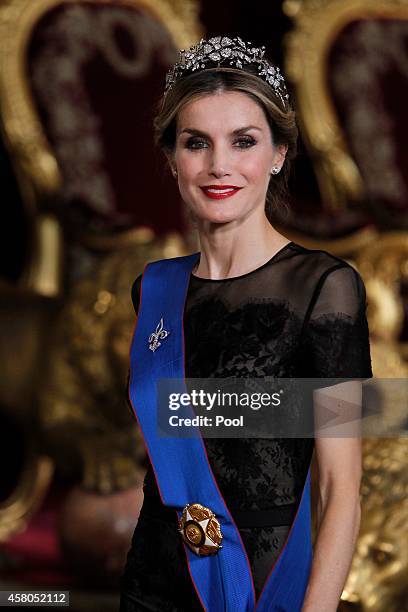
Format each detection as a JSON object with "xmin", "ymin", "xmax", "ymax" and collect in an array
[
  {"xmin": 328, "ymin": 18, "xmax": 408, "ymax": 228},
  {"xmin": 27, "ymin": 2, "xmax": 185, "ymax": 235}
]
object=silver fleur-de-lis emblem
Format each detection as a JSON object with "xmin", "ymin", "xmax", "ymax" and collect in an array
[{"xmin": 148, "ymin": 317, "xmax": 170, "ymax": 352}]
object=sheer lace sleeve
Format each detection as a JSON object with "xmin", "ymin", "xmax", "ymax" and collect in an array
[
  {"xmin": 131, "ymin": 274, "xmax": 142, "ymax": 316},
  {"xmin": 301, "ymin": 264, "xmax": 373, "ymax": 381},
  {"xmin": 126, "ymin": 274, "xmax": 143, "ymax": 422}
]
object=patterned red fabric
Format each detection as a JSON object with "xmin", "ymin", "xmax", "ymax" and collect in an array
[
  {"xmin": 27, "ymin": 3, "xmax": 185, "ymax": 234},
  {"xmin": 0, "ymin": 479, "xmax": 75, "ymax": 586},
  {"xmin": 328, "ymin": 18, "xmax": 408, "ymax": 227}
]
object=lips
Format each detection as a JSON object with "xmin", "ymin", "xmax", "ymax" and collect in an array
[{"xmin": 200, "ymin": 185, "xmax": 243, "ymax": 200}]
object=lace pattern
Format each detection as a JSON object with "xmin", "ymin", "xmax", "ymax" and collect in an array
[{"xmin": 121, "ymin": 242, "xmax": 373, "ymax": 609}]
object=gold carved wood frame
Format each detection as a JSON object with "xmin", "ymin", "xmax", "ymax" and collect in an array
[
  {"xmin": 283, "ymin": 0, "xmax": 408, "ymax": 213},
  {"xmin": 0, "ymin": 0, "xmax": 201, "ymax": 540},
  {"xmin": 0, "ymin": 0, "xmax": 202, "ymax": 295}
]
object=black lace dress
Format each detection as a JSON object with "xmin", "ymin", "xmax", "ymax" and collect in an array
[{"xmin": 120, "ymin": 241, "xmax": 373, "ymax": 611}]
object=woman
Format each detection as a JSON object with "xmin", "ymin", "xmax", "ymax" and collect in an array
[{"xmin": 120, "ymin": 36, "xmax": 373, "ymax": 611}]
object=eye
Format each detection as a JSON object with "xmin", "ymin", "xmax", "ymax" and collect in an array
[
  {"xmin": 185, "ymin": 138, "xmax": 208, "ymax": 150},
  {"xmin": 184, "ymin": 136, "xmax": 257, "ymax": 150},
  {"xmin": 234, "ymin": 136, "xmax": 257, "ymax": 149}
]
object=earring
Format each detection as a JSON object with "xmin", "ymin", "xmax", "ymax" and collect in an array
[
  {"xmin": 271, "ymin": 166, "xmax": 280, "ymax": 175},
  {"xmin": 172, "ymin": 168, "xmax": 178, "ymax": 178}
]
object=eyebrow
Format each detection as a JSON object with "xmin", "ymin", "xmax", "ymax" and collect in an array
[{"xmin": 179, "ymin": 126, "xmax": 262, "ymax": 137}]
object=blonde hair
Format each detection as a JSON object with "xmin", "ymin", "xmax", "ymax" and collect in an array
[{"xmin": 153, "ymin": 67, "xmax": 298, "ymax": 223}]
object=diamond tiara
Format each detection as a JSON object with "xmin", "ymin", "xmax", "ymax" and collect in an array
[{"xmin": 164, "ymin": 36, "xmax": 290, "ymax": 110}]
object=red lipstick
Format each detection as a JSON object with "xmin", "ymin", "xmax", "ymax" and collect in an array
[{"xmin": 200, "ymin": 185, "xmax": 242, "ymax": 200}]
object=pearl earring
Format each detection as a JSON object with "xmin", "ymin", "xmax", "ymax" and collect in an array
[
  {"xmin": 172, "ymin": 169, "xmax": 178, "ymax": 178},
  {"xmin": 271, "ymin": 166, "xmax": 280, "ymax": 175}
]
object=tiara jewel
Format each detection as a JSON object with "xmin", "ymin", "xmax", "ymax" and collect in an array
[{"xmin": 164, "ymin": 36, "xmax": 289, "ymax": 109}]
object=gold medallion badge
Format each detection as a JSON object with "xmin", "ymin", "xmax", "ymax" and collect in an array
[{"xmin": 178, "ymin": 503, "xmax": 223, "ymax": 556}]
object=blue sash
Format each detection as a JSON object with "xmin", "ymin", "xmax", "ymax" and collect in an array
[{"xmin": 128, "ymin": 253, "xmax": 313, "ymax": 611}]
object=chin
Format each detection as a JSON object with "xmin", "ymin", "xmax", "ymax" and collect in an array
[
  {"xmin": 190, "ymin": 201, "xmax": 246, "ymax": 224},
  {"xmin": 195, "ymin": 209, "xmax": 243, "ymax": 225},
  {"xmin": 184, "ymin": 191, "xmax": 244, "ymax": 219}
]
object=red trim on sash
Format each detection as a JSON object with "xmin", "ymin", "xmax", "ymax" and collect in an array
[
  {"xmin": 126, "ymin": 263, "xmax": 207, "ymax": 610},
  {"xmin": 255, "ymin": 460, "xmax": 312, "ymax": 608},
  {"xmin": 179, "ymin": 284, "xmax": 257, "ymax": 608},
  {"xmin": 127, "ymin": 263, "xmax": 173, "ymax": 508}
]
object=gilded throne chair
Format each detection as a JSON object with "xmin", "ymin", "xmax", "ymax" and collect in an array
[
  {"xmin": 0, "ymin": 0, "xmax": 201, "ymax": 587},
  {"xmin": 284, "ymin": 1, "xmax": 408, "ymax": 610}
]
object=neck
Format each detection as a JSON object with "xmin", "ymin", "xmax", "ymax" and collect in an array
[{"xmin": 193, "ymin": 213, "xmax": 290, "ymax": 280}]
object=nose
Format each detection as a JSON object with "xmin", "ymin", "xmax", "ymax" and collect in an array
[{"xmin": 208, "ymin": 144, "xmax": 231, "ymax": 178}]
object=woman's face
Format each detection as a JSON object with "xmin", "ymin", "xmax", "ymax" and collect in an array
[{"xmin": 171, "ymin": 90, "xmax": 287, "ymax": 226}]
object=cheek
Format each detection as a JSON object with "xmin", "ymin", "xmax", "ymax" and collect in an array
[
  {"xmin": 176, "ymin": 151, "xmax": 204, "ymax": 180},
  {"xmin": 235, "ymin": 143, "xmax": 274, "ymax": 180},
  {"xmin": 240, "ymin": 155, "xmax": 271, "ymax": 183}
]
